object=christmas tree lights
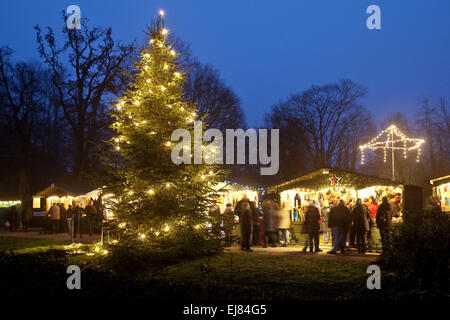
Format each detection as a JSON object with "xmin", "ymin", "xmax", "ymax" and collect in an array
[{"xmin": 103, "ymin": 11, "xmax": 224, "ymax": 242}]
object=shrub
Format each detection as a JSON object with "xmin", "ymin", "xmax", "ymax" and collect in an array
[
  {"xmin": 103, "ymin": 225, "xmax": 224, "ymax": 273},
  {"xmin": 0, "ymin": 250, "xmax": 68, "ymax": 297},
  {"xmin": 381, "ymin": 209, "xmax": 449, "ymax": 294}
]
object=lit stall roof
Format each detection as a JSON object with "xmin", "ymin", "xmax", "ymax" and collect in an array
[
  {"xmin": 267, "ymin": 168, "xmax": 404, "ymax": 193},
  {"xmin": 33, "ymin": 184, "xmax": 93, "ymax": 198},
  {"xmin": 430, "ymin": 175, "xmax": 450, "ymax": 186}
]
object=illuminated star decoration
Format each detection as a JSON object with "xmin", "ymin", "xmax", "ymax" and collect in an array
[
  {"xmin": 329, "ymin": 174, "xmax": 341, "ymax": 186},
  {"xmin": 359, "ymin": 124, "xmax": 425, "ymax": 165}
]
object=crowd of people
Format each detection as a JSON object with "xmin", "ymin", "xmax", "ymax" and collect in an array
[
  {"xmin": 44, "ymin": 200, "xmax": 102, "ymax": 238},
  {"xmin": 3, "ymin": 199, "xmax": 104, "ymax": 239},
  {"xmin": 220, "ymin": 194, "xmax": 394, "ymax": 255}
]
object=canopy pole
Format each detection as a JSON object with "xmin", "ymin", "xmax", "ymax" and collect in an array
[{"xmin": 391, "ymin": 127, "xmax": 395, "ymax": 181}]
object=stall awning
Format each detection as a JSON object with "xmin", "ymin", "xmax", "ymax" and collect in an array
[{"xmin": 267, "ymin": 168, "xmax": 403, "ymax": 193}]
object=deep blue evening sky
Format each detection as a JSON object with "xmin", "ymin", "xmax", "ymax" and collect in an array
[{"xmin": 1, "ymin": 0, "xmax": 449, "ymax": 126}]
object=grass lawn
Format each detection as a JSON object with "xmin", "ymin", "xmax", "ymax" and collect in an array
[
  {"xmin": 154, "ymin": 253, "xmax": 372, "ymax": 299},
  {"xmin": 0, "ymin": 236, "xmax": 70, "ymax": 253},
  {"xmin": 0, "ymin": 236, "xmax": 379, "ymax": 299}
]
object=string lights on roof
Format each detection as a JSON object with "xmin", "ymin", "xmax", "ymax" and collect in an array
[{"xmin": 360, "ymin": 124, "xmax": 425, "ymax": 180}]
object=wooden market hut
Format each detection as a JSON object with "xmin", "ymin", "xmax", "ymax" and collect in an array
[
  {"xmin": 267, "ymin": 168, "xmax": 423, "ymax": 240},
  {"xmin": 430, "ymin": 175, "xmax": 450, "ymax": 213},
  {"xmin": 31, "ymin": 183, "xmax": 94, "ymax": 226}
]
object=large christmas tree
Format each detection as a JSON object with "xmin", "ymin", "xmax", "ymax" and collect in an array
[{"xmin": 103, "ymin": 12, "xmax": 224, "ymax": 249}]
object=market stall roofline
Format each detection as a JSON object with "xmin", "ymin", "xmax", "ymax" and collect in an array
[
  {"xmin": 267, "ymin": 168, "xmax": 407, "ymax": 193},
  {"xmin": 430, "ymin": 175, "xmax": 450, "ymax": 185},
  {"xmin": 33, "ymin": 183, "xmax": 93, "ymax": 198}
]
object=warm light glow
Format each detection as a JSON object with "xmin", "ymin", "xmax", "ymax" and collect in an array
[
  {"xmin": 159, "ymin": 10, "xmax": 164, "ymax": 16},
  {"xmin": 162, "ymin": 28, "xmax": 168, "ymax": 35}
]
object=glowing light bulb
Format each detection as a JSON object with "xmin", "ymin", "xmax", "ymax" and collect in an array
[
  {"xmin": 162, "ymin": 28, "xmax": 168, "ymax": 35},
  {"xmin": 147, "ymin": 189, "xmax": 154, "ymax": 194},
  {"xmin": 159, "ymin": 10, "xmax": 164, "ymax": 16},
  {"xmin": 161, "ymin": 86, "xmax": 166, "ymax": 91}
]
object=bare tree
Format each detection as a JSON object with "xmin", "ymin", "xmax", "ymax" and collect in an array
[
  {"xmin": 0, "ymin": 47, "xmax": 45, "ymax": 200},
  {"xmin": 35, "ymin": 17, "xmax": 133, "ymax": 180},
  {"xmin": 184, "ymin": 60, "xmax": 246, "ymax": 131},
  {"xmin": 170, "ymin": 37, "xmax": 246, "ymax": 131},
  {"xmin": 263, "ymin": 79, "xmax": 375, "ymax": 183}
]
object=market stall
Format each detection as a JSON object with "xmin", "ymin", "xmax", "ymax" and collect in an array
[
  {"xmin": 268, "ymin": 168, "xmax": 421, "ymax": 246},
  {"xmin": 430, "ymin": 175, "xmax": 450, "ymax": 213},
  {"xmin": 31, "ymin": 184, "xmax": 94, "ymax": 226}
]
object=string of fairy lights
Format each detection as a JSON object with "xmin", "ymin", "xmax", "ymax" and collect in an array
[
  {"xmin": 360, "ymin": 125, "xmax": 424, "ymax": 165},
  {"xmin": 360, "ymin": 124, "xmax": 425, "ymax": 180},
  {"xmin": 111, "ymin": 9, "xmax": 197, "ymax": 153}
]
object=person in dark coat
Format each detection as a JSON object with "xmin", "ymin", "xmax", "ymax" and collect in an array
[
  {"xmin": 66, "ymin": 204, "xmax": 74, "ymax": 236},
  {"xmin": 234, "ymin": 196, "xmax": 257, "ymax": 252},
  {"xmin": 303, "ymin": 200, "xmax": 321, "ymax": 252},
  {"xmin": 72, "ymin": 203, "xmax": 84, "ymax": 239},
  {"xmin": 351, "ymin": 198, "xmax": 372, "ymax": 254},
  {"xmin": 262, "ymin": 199, "xmax": 278, "ymax": 248},
  {"xmin": 328, "ymin": 200, "xmax": 351, "ymax": 254},
  {"xmin": 376, "ymin": 196, "xmax": 393, "ymax": 252},
  {"xmin": 251, "ymin": 201, "xmax": 262, "ymax": 246},
  {"xmin": 58, "ymin": 203, "xmax": 67, "ymax": 234},
  {"xmin": 22, "ymin": 200, "xmax": 32, "ymax": 232},
  {"xmin": 85, "ymin": 201, "xmax": 98, "ymax": 237},
  {"xmin": 9, "ymin": 206, "xmax": 18, "ymax": 231}
]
